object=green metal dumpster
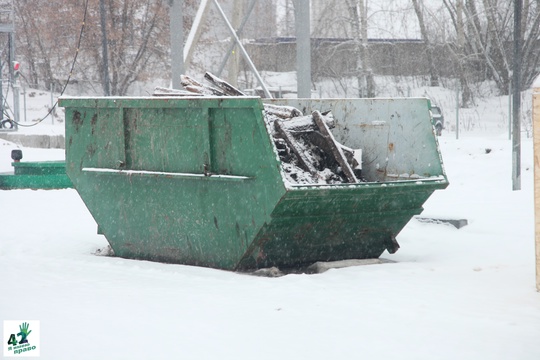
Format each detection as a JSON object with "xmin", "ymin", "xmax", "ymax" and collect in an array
[{"xmin": 59, "ymin": 96, "xmax": 448, "ymax": 270}]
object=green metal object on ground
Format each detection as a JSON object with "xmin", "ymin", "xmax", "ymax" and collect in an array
[
  {"xmin": 0, "ymin": 161, "xmax": 72, "ymax": 189},
  {"xmin": 59, "ymin": 96, "xmax": 448, "ymax": 270}
]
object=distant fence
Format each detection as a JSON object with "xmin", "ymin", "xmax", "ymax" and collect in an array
[{"xmin": 244, "ymin": 39, "xmax": 480, "ymax": 80}]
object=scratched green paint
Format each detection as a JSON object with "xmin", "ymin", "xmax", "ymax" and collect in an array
[{"xmin": 59, "ymin": 96, "xmax": 448, "ymax": 270}]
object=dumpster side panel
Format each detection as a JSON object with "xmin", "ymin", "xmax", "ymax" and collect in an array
[
  {"xmin": 123, "ymin": 107, "xmax": 209, "ymax": 173},
  {"xmin": 270, "ymin": 181, "xmax": 445, "ymax": 217},
  {"xmin": 241, "ymin": 217, "xmax": 403, "ymax": 269},
  {"xmin": 80, "ymin": 174, "xmax": 266, "ymax": 268},
  {"xmin": 238, "ymin": 182, "xmax": 443, "ymax": 269},
  {"xmin": 62, "ymin": 97, "xmax": 286, "ymax": 270},
  {"xmin": 269, "ymin": 98, "xmax": 446, "ymax": 183}
]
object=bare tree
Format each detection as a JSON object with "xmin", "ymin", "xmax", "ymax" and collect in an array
[
  {"xmin": 90, "ymin": 0, "xmax": 169, "ymax": 95},
  {"xmin": 411, "ymin": 0, "xmax": 439, "ymax": 87},
  {"xmin": 15, "ymin": 0, "xmax": 172, "ymax": 95},
  {"xmin": 442, "ymin": 0, "xmax": 473, "ymax": 106},
  {"xmin": 347, "ymin": 0, "xmax": 375, "ymax": 97},
  {"xmin": 313, "ymin": 0, "xmax": 375, "ymax": 97},
  {"xmin": 14, "ymin": 0, "xmax": 84, "ymax": 90},
  {"xmin": 443, "ymin": 0, "xmax": 540, "ymax": 94}
]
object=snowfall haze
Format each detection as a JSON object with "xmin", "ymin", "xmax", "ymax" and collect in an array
[
  {"xmin": 1, "ymin": 0, "xmax": 540, "ymax": 358},
  {"xmin": 1, "ymin": 77, "xmax": 539, "ymax": 359}
]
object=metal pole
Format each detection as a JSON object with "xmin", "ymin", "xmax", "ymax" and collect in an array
[
  {"xmin": 9, "ymin": 32, "xmax": 19, "ymax": 124},
  {"xmin": 512, "ymin": 0, "xmax": 522, "ymax": 191},
  {"xmin": 169, "ymin": 0, "xmax": 184, "ymax": 89},
  {"xmin": 23, "ymin": 86, "xmax": 27, "ymax": 123},
  {"xmin": 509, "ymin": 82, "xmax": 512, "ymax": 140},
  {"xmin": 294, "ymin": 0, "xmax": 311, "ymax": 98},
  {"xmin": 99, "ymin": 0, "xmax": 111, "ymax": 95},
  {"xmin": 50, "ymin": 83, "xmax": 54, "ymax": 125},
  {"xmin": 13, "ymin": 84, "xmax": 20, "ymax": 124},
  {"xmin": 0, "ymin": 57, "xmax": 3, "ymax": 121},
  {"xmin": 456, "ymin": 79, "xmax": 459, "ymax": 139},
  {"xmin": 211, "ymin": 0, "xmax": 272, "ymax": 98},
  {"xmin": 534, "ymin": 85, "xmax": 540, "ymax": 292}
]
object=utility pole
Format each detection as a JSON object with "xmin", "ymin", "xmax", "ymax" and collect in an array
[
  {"xmin": 0, "ymin": 57, "xmax": 3, "ymax": 120},
  {"xmin": 1, "ymin": 1, "xmax": 19, "ymax": 124},
  {"xmin": 169, "ymin": 0, "xmax": 184, "ymax": 89},
  {"xmin": 294, "ymin": 0, "xmax": 311, "ymax": 98},
  {"xmin": 99, "ymin": 0, "xmax": 111, "ymax": 95},
  {"xmin": 533, "ymin": 78, "xmax": 540, "ymax": 292},
  {"xmin": 9, "ymin": 32, "xmax": 19, "ymax": 125},
  {"xmin": 512, "ymin": 0, "xmax": 522, "ymax": 191},
  {"xmin": 359, "ymin": 0, "xmax": 374, "ymax": 96}
]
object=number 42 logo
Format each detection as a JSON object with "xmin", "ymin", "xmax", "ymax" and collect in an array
[{"xmin": 7, "ymin": 322, "xmax": 32, "ymax": 346}]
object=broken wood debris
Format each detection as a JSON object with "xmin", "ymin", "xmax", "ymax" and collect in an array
[
  {"xmin": 312, "ymin": 110, "xmax": 358, "ymax": 183},
  {"xmin": 153, "ymin": 73, "xmax": 364, "ymax": 185},
  {"xmin": 274, "ymin": 119, "xmax": 319, "ymax": 176},
  {"xmin": 153, "ymin": 86, "xmax": 203, "ymax": 97},
  {"xmin": 263, "ymin": 103, "xmax": 303, "ymax": 120},
  {"xmin": 204, "ymin": 72, "xmax": 246, "ymax": 96},
  {"xmin": 180, "ymin": 74, "xmax": 225, "ymax": 96},
  {"xmin": 271, "ymin": 110, "xmax": 362, "ymax": 184}
]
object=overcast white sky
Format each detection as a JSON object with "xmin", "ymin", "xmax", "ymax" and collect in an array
[{"xmin": 274, "ymin": 0, "xmax": 451, "ymax": 40}]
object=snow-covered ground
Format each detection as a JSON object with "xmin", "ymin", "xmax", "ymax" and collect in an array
[{"xmin": 1, "ymin": 83, "xmax": 539, "ymax": 359}]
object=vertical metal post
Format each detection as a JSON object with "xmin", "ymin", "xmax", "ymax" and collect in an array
[
  {"xmin": 12, "ymin": 82, "xmax": 20, "ymax": 124},
  {"xmin": 456, "ymin": 79, "xmax": 459, "ymax": 139},
  {"xmin": 99, "ymin": 0, "xmax": 111, "ymax": 95},
  {"xmin": 294, "ymin": 0, "xmax": 311, "ymax": 98},
  {"xmin": 50, "ymin": 83, "xmax": 54, "ymax": 125},
  {"xmin": 169, "ymin": 0, "xmax": 184, "ymax": 89},
  {"xmin": 0, "ymin": 57, "xmax": 3, "ymax": 121},
  {"xmin": 509, "ymin": 82, "xmax": 512, "ymax": 140},
  {"xmin": 534, "ymin": 84, "xmax": 540, "ymax": 292},
  {"xmin": 359, "ymin": 0, "xmax": 371, "ymax": 97},
  {"xmin": 512, "ymin": 0, "xmax": 522, "ymax": 191},
  {"xmin": 23, "ymin": 86, "xmax": 27, "ymax": 123},
  {"xmin": 9, "ymin": 32, "xmax": 19, "ymax": 124}
]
